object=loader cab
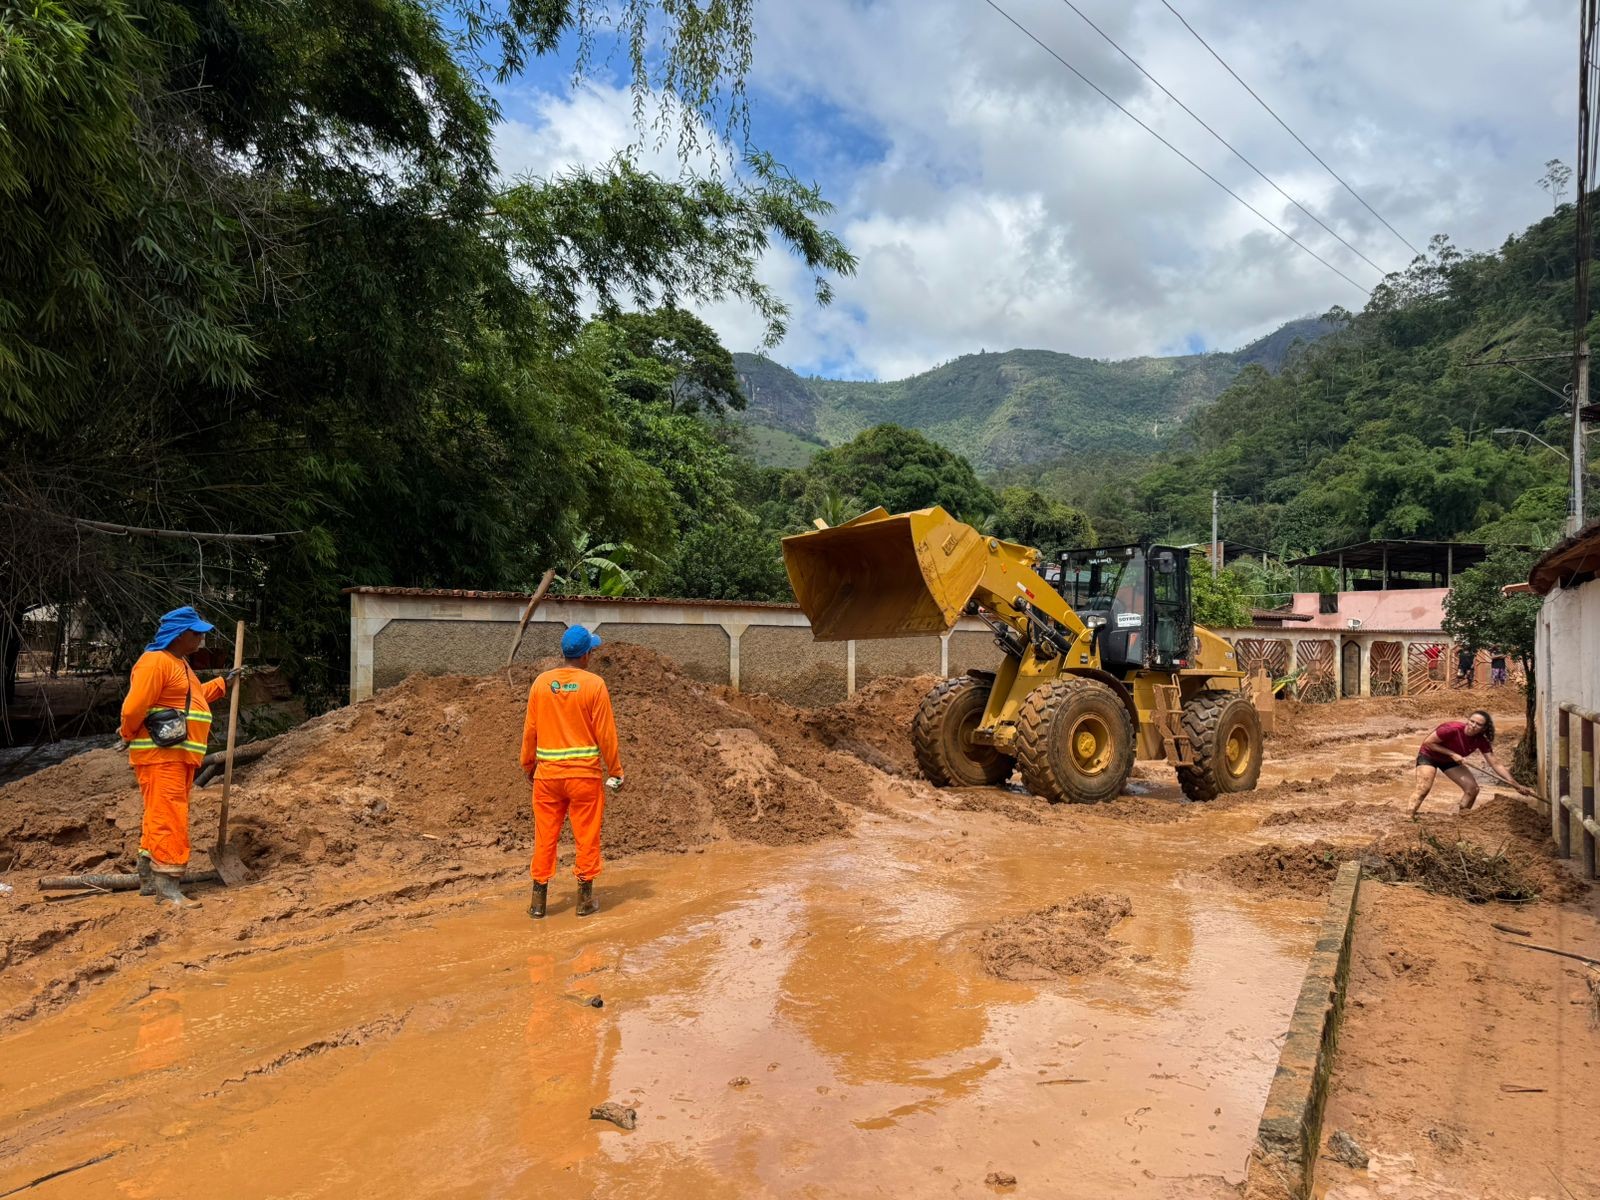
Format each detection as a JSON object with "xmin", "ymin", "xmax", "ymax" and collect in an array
[{"xmin": 1055, "ymin": 543, "xmax": 1194, "ymax": 674}]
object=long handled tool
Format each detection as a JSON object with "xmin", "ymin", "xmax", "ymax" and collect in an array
[
  {"xmin": 208, "ymin": 619, "xmax": 254, "ymax": 885},
  {"xmin": 505, "ymin": 567, "xmax": 557, "ymax": 678}
]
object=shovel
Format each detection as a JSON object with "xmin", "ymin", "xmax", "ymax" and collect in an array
[{"xmin": 208, "ymin": 618, "xmax": 255, "ymax": 885}]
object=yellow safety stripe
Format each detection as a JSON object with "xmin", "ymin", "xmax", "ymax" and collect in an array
[
  {"xmin": 128, "ymin": 740, "xmax": 209, "ymax": 753},
  {"xmin": 535, "ymin": 745, "xmax": 600, "ymax": 760},
  {"xmin": 145, "ymin": 708, "xmax": 211, "ymax": 723}
]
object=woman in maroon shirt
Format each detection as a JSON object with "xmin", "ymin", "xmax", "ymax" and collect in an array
[{"xmin": 1408, "ymin": 710, "xmax": 1536, "ymax": 816}]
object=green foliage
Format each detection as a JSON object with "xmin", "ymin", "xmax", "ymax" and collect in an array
[
  {"xmin": 611, "ymin": 307, "xmax": 744, "ymax": 414},
  {"xmin": 1443, "ymin": 545, "xmax": 1542, "ymax": 777},
  {"xmin": 989, "ymin": 488, "xmax": 1095, "ymax": 552},
  {"xmin": 656, "ymin": 510, "xmax": 792, "ymax": 602},
  {"xmin": 1189, "ymin": 553, "xmax": 1254, "ymax": 628},
  {"xmin": 0, "ymin": 0, "xmax": 854, "ymax": 706},
  {"xmin": 790, "ymin": 425, "xmax": 997, "ymax": 519},
  {"xmin": 0, "ymin": 1, "xmax": 258, "ymax": 432},
  {"xmin": 1100, "ymin": 206, "xmax": 1596, "ymax": 552},
  {"xmin": 1442, "ymin": 547, "xmax": 1542, "ymax": 668}
]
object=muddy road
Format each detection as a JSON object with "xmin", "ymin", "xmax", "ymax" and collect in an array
[{"xmin": 1, "ymin": 665, "xmax": 1569, "ymax": 1198}]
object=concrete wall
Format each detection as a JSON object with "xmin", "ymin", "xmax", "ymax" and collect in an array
[
  {"xmin": 855, "ymin": 636, "xmax": 942, "ymax": 688},
  {"xmin": 1535, "ymin": 575, "xmax": 1600, "ymax": 798},
  {"xmin": 350, "ymin": 589, "xmax": 1470, "ymax": 709},
  {"xmin": 349, "ymin": 590, "xmax": 979, "ymax": 705}
]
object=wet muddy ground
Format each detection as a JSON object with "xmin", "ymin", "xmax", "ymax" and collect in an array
[{"xmin": 1, "ymin": 683, "xmax": 1583, "ymax": 1199}]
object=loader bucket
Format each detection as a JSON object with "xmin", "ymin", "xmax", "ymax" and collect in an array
[{"xmin": 782, "ymin": 506, "xmax": 990, "ymax": 640}]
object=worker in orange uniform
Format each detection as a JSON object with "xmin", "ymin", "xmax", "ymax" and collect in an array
[
  {"xmin": 519, "ymin": 625, "xmax": 624, "ymax": 919},
  {"xmin": 119, "ymin": 607, "xmax": 237, "ymax": 907}
]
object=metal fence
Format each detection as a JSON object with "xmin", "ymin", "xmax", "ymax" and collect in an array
[{"xmin": 1554, "ymin": 703, "xmax": 1599, "ymax": 880}]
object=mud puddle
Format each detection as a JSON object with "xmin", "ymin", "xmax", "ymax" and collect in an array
[{"xmin": 0, "ymin": 797, "xmax": 1319, "ymax": 1199}]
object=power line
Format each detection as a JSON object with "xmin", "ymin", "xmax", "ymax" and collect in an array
[
  {"xmin": 1054, "ymin": 0, "xmax": 1394, "ymax": 278},
  {"xmin": 1157, "ymin": 0, "xmax": 1424, "ymax": 260},
  {"xmin": 979, "ymin": 0, "xmax": 1372, "ymax": 296}
]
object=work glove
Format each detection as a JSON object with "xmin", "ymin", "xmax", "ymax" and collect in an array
[
  {"xmin": 605, "ymin": 776, "xmax": 625, "ymax": 793},
  {"xmin": 222, "ymin": 667, "xmax": 244, "ymax": 682}
]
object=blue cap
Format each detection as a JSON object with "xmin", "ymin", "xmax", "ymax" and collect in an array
[
  {"xmin": 561, "ymin": 625, "xmax": 603, "ymax": 658},
  {"xmin": 146, "ymin": 606, "xmax": 216, "ymax": 651}
]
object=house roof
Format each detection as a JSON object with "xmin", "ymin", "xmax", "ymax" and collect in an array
[
  {"xmin": 1249, "ymin": 607, "xmax": 1314, "ymax": 623},
  {"xmin": 1527, "ymin": 518, "xmax": 1600, "ymax": 595},
  {"xmin": 1288, "ymin": 540, "xmax": 1513, "ymax": 574}
]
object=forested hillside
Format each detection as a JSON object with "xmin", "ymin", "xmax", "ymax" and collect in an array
[
  {"xmin": 732, "ymin": 316, "xmax": 1334, "ymax": 470},
  {"xmin": 1041, "ymin": 218, "xmax": 1595, "ymax": 556}
]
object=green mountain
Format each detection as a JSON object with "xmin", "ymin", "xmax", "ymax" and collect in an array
[{"xmin": 732, "ymin": 317, "xmax": 1335, "ymax": 471}]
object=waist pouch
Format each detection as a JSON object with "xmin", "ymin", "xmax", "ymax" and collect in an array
[{"xmin": 146, "ymin": 681, "xmax": 192, "ymax": 748}]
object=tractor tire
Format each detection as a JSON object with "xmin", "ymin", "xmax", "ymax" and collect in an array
[
  {"xmin": 912, "ymin": 676, "xmax": 1015, "ymax": 787},
  {"xmin": 1015, "ymin": 677, "xmax": 1136, "ymax": 804},
  {"xmin": 1176, "ymin": 690, "xmax": 1264, "ymax": 803}
]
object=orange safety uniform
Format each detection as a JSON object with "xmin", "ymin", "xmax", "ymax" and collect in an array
[
  {"xmin": 120, "ymin": 651, "xmax": 227, "ymax": 873},
  {"xmin": 519, "ymin": 666, "xmax": 622, "ymax": 883}
]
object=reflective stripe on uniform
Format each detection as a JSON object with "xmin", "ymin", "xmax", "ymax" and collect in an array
[
  {"xmin": 129, "ymin": 739, "xmax": 208, "ymax": 753},
  {"xmin": 536, "ymin": 745, "xmax": 600, "ymax": 761},
  {"xmin": 146, "ymin": 708, "xmax": 212, "ymax": 723}
]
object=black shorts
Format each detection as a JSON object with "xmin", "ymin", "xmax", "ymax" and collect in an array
[{"xmin": 1416, "ymin": 753, "xmax": 1456, "ymax": 770}]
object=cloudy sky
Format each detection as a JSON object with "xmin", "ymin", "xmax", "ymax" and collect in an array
[{"xmin": 492, "ymin": 0, "xmax": 1577, "ymax": 380}]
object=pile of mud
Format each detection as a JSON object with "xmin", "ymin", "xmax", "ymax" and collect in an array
[
  {"xmin": 731, "ymin": 674, "xmax": 934, "ymax": 779},
  {"xmin": 1262, "ymin": 800, "xmax": 1399, "ymax": 827},
  {"xmin": 1208, "ymin": 798, "xmax": 1584, "ymax": 903},
  {"xmin": 977, "ymin": 893, "xmax": 1133, "ymax": 981},
  {"xmin": 0, "ymin": 645, "xmax": 915, "ymax": 878}
]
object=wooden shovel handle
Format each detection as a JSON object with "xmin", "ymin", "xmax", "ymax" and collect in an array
[
  {"xmin": 505, "ymin": 568, "xmax": 557, "ymax": 670},
  {"xmin": 218, "ymin": 619, "xmax": 246, "ymax": 846}
]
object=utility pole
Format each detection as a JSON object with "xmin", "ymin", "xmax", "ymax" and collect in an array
[
  {"xmin": 1574, "ymin": 0, "xmax": 1595, "ymax": 532},
  {"xmin": 1211, "ymin": 488, "xmax": 1219, "ymax": 577}
]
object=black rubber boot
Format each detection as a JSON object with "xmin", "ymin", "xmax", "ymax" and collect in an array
[
  {"xmin": 576, "ymin": 878, "xmax": 598, "ymax": 918},
  {"xmin": 149, "ymin": 870, "xmax": 199, "ymax": 908},
  {"xmin": 528, "ymin": 880, "xmax": 548, "ymax": 919},
  {"xmin": 137, "ymin": 854, "xmax": 155, "ymax": 896}
]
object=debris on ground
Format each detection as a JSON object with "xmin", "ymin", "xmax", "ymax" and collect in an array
[
  {"xmin": 1209, "ymin": 798, "xmax": 1575, "ymax": 903},
  {"xmin": 0, "ymin": 644, "xmax": 909, "ymax": 879},
  {"xmin": 728, "ymin": 1076, "xmax": 751, "ymax": 1088},
  {"xmin": 1327, "ymin": 1129, "xmax": 1368, "ymax": 1169},
  {"xmin": 977, "ymin": 893, "xmax": 1133, "ymax": 980},
  {"xmin": 984, "ymin": 1170, "xmax": 1018, "ymax": 1188},
  {"xmin": 589, "ymin": 1101, "xmax": 637, "ymax": 1130}
]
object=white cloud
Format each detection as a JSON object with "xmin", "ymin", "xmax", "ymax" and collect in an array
[{"xmin": 491, "ymin": 0, "xmax": 1578, "ymax": 378}]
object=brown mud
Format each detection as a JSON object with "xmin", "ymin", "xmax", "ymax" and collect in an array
[
  {"xmin": 1318, "ymin": 884, "xmax": 1600, "ymax": 1200},
  {"xmin": 978, "ymin": 892, "xmax": 1134, "ymax": 980},
  {"xmin": 0, "ymin": 664, "xmax": 1583, "ymax": 1199},
  {"xmin": 1209, "ymin": 784, "xmax": 1584, "ymax": 905}
]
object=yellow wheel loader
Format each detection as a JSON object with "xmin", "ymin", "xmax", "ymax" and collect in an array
[{"xmin": 781, "ymin": 506, "xmax": 1263, "ymax": 804}]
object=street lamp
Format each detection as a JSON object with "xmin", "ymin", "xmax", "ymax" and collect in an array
[{"xmin": 1491, "ymin": 427, "xmax": 1571, "ymax": 462}]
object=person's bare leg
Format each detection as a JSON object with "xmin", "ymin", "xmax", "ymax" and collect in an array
[
  {"xmin": 1443, "ymin": 765, "xmax": 1480, "ymax": 813},
  {"xmin": 1409, "ymin": 763, "xmax": 1438, "ymax": 818}
]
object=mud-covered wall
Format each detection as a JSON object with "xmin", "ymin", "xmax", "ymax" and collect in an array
[
  {"xmin": 740, "ymin": 626, "xmax": 849, "ymax": 705},
  {"xmin": 855, "ymin": 638, "xmax": 941, "ymax": 687},
  {"xmin": 373, "ymin": 619, "xmax": 566, "ymax": 691},
  {"xmin": 600, "ymin": 623, "xmax": 730, "ymax": 685},
  {"xmin": 947, "ymin": 630, "xmax": 999, "ymax": 678}
]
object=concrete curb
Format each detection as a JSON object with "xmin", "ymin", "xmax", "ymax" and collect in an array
[{"xmin": 1244, "ymin": 860, "xmax": 1363, "ymax": 1200}]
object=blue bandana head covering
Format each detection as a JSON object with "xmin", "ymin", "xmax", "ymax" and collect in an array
[
  {"xmin": 147, "ymin": 606, "xmax": 215, "ymax": 652},
  {"xmin": 560, "ymin": 625, "xmax": 603, "ymax": 658}
]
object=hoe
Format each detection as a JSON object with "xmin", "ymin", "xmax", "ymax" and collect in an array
[{"xmin": 782, "ymin": 506, "xmax": 1264, "ymax": 804}]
